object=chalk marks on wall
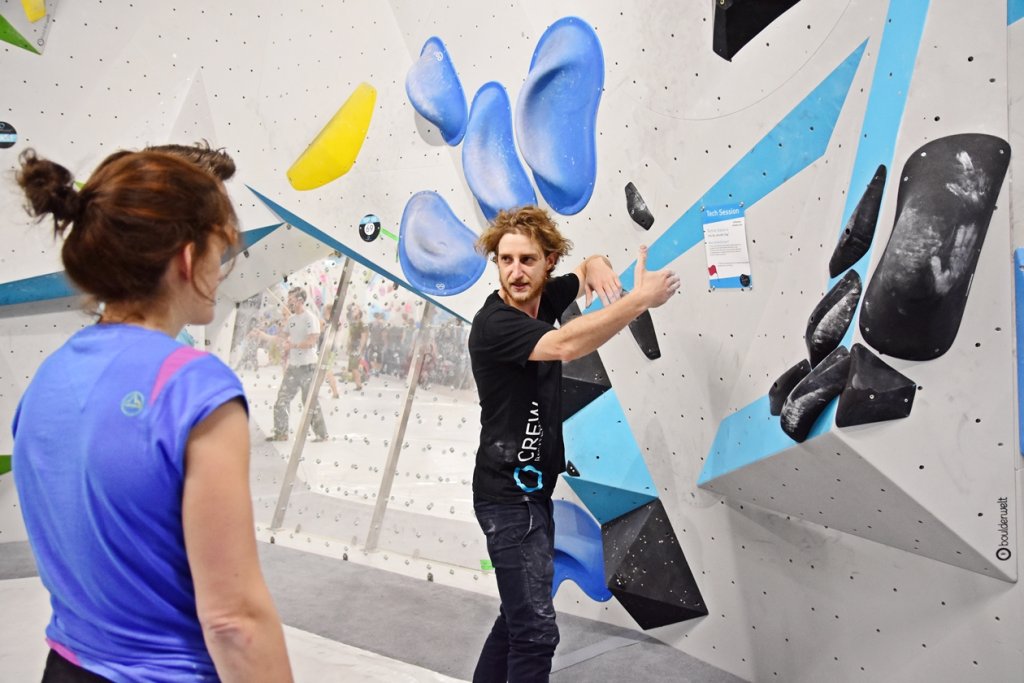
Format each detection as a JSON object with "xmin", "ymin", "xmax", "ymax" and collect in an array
[
  {"xmin": 515, "ymin": 16, "xmax": 604, "ymax": 216},
  {"xmin": 860, "ymin": 134, "xmax": 1011, "ymax": 360},
  {"xmin": 780, "ymin": 345, "xmax": 851, "ymax": 443},
  {"xmin": 712, "ymin": 0, "xmax": 802, "ymax": 61},
  {"xmin": 463, "ymin": 82, "xmax": 536, "ymax": 221},
  {"xmin": 287, "ymin": 82, "xmax": 377, "ymax": 191},
  {"xmin": 405, "ymin": 36, "xmax": 468, "ymax": 146},
  {"xmin": 805, "ymin": 270, "xmax": 862, "ymax": 368}
]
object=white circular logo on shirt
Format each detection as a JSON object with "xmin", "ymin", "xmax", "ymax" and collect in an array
[{"xmin": 120, "ymin": 391, "xmax": 145, "ymax": 416}]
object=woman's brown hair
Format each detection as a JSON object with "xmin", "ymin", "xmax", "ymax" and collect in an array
[{"xmin": 16, "ymin": 147, "xmax": 238, "ymax": 311}]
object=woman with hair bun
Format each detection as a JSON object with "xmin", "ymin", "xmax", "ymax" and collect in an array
[{"xmin": 11, "ymin": 146, "xmax": 293, "ymax": 682}]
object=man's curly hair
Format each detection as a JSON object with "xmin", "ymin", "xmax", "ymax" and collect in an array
[{"xmin": 476, "ymin": 205, "xmax": 572, "ymax": 274}]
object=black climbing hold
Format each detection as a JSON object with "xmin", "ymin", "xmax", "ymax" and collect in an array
[
  {"xmin": 769, "ymin": 359, "xmax": 811, "ymax": 416},
  {"xmin": 835, "ymin": 343, "xmax": 916, "ymax": 427},
  {"xmin": 805, "ymin": 270, "xmax": 861, "ymax": 367},
  {"xmin": 566, "ymin": 460, "xmax": 580, "ymax": 477},
  {"xmin": 860, "ymin": 134, "xmax": 1011, "ymax": 360},
  {"xmin": 602, "ymin": 499, "xmax": 707, "ymax": 630},
  {"xmin": 625, "ymin": 182, "xmax": 654, "ymax": 230},
  {"xmin": 628, "ymin": 310, "xmax": 661, "ymax": 360},
  {"xmin": 713, "ymin": 0, "xmax": 802, "ymax": 62},
  {"xmin": 829, "ymin": 164, "xmax": 886, "ymax": 277},
  {"xmin": 780, "ymin": 345, "xmax": 851, "ymax": 443},
  {"xmin": 561, "ymin": 302, "xmax": 612, "ymax": 420}
]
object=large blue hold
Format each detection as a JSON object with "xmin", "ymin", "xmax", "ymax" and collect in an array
[
  {"xmin": 406, "ymin": 36, "xmax": 469, "ymax": 145},
  {"xmin": 463, "ymin": 82, "xmax": 537, "ymax": 221},
  {"xmin": 515, "ymin": 16, "xmax": 604, "ymax": 215},
  {"xmin": 552, "ymin": 499, "xmax": 613, "ymax": 602},
  {"xmin": 398, "ymin": 191, "xmax": 486, "ymax": 296}
]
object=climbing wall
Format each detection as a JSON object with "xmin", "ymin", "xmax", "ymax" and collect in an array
[{"xmin": 1, "ymin": 0, "xmax": 1023, "ymax": 680}]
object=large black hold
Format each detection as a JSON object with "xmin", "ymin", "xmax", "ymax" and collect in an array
[
  {"xmin": 561, "ymin": 303, "xmax": 612, "ymax": 421},
  {"xmin": 780, "ymin": 345, "xmax": 851, "ymax": 443},
  {"xmin": 805, "ymin": 270, "xmax": 861, "ymax": 367},
  {"xmin": 602, "ymin": 499, "xmax": 707, "ymax": 629},
  {"xmin": 713, "ymin": 0, "xmax": 802, "ymax": 61},
  {"xmin": 769, "ymin": 359, "xmax": 812, "ymax": 416},
  {"xmin": 625, "ymin": 182, "xmax": 654, "ymax": 230},
  {"xmin": 829, "ymin": 164, "xmax": 886, "ymax": 277},
  {"xmin": 836, "ymin": 343, "xmax": 916, "ymax": 427},
  {"xmin": 860, "ymin": 134, "xmax": 1011, "ymax": 360}
]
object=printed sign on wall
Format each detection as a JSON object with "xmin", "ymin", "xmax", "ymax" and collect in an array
[{"xmin": 703, "ymin": 203, "xmax": 751, "ymax": 289}]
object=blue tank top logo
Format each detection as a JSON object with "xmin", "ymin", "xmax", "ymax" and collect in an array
[
  {"xmin": 120, "ymin": 391, "xmax": 145, "ymax": 416},
  {"xmin": 513, "ymin": 465, "xmax": 543, "ymax": 493}
]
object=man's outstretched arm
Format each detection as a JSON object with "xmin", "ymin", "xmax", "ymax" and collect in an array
[{"xmin": 532, "ymin": 246, "xmax": 679, "ymax": 362}]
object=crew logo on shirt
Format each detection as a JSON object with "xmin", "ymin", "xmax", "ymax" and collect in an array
[
  {"xmin": 513, "ymin": 401, "xmax": 543, "ymax": 492},
  {"xmin": 120, "ymin": 391, "xmax": 145, "ymax": 416}
]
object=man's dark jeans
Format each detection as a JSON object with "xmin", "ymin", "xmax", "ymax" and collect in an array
[{"xmin": 473, "ymin": 497, "xmax": 559, "ymax": 683}]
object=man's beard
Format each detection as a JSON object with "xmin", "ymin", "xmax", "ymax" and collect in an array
[{"xmin": 502, "ymin": 272, "xmax": 546, "ymax": 304}]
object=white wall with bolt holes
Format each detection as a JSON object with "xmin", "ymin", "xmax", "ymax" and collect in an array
[{"xmin": 1, "ymin": 0, "xmax": 1023, "ymax": 680}]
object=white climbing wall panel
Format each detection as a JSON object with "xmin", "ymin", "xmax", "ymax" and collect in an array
[{"xmin": 1, "ymin": 0, "xmax": 1022, "ymax": 680}]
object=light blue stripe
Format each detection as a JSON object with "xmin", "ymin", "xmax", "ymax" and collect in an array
[
  {"xmin": 246, "ymin": 187, "xmax": 465, "ymax": 321},
  {"xmin": 1015, "ymin": 248, "xmax": 1024, "ymax": 457},
  {"xmin": 0, "ymin": 271, "xmax": 75, "ymax": 306},
  {"xmin": 1010, "ymin": 0, "xmax": 1024, "ymax": 25},
  {"xmin": 612, "ymin": 41, "xmax": 866, "ymax": 297},
  {"xmin": 831, "ymin": 0, "xmax": 930, "ymax": 297},
  {"xmin": 709, "ymin": 275, "xmax": 747, "ymax": 289},
  {"xmin": 699, "ymin": 1, "xmax": 930, "ymax": 486}
]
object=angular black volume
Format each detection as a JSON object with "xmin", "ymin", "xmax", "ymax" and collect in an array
[
  {"xmin": 829, "ymin": 164, "xmax": 886, "ymax": 277},
  {"xmin": 769, "ymin": 359, "xmax": 812, "ymax": 416},
  {"xmin": 713, "ymin": 0, "xmax": 802, "ymax": 61},
  {"xmin": 805, "ymin": 270, "xmax": 861, "ymax": 367},
  {"xmin": 625, "ymin": 182, "xmax": 654, "ymax": 230},
  {"xmin": 602, "ymin": 500, "xmax": 707, "ymax": 630},
  {"xmin": 835, "ymin": 343, "xmax": 916, "ymax": 427},
  {"xmin": 860, "ymin": 134, "xmax": 1011, "ymax": 360},
  {"xmin": 561, "ymin": 302, "xmax": 612, "ymax": 421},
  {"xmin": 780, "ymin": 345, "xmax": 851, "ymax": 443}
]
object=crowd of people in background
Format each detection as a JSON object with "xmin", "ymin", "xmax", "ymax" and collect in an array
[{"xmin": 235, "ymin": 276, "xmax": 474, "ymax": 393}]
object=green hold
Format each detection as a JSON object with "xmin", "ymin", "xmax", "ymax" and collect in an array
[
  {"xmin": 0, "ymin": 13, "xmax": 40, "ymax": 55},
  {"xmin": 0, "ymin": 455, "xmax": 10, "ymax": 477}
]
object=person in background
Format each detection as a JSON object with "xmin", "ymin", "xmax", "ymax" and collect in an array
[
  {"xmin": 263, "ymin": 287, "xmax": 330, "ymax": 442},
  {"xmin": 12, "ymin": 145, "xmax": 292, "ymax": 681},
  {"xmin": 468, "ymin": 205, "xmax": 679, "ymax": 682},
  {"xmin": 345, "ymin": 302, "xmax": 369, "ymax": 391},
  {"xmin": 319, "ymin": 301, "xmax": 342, "ymax": 399}
]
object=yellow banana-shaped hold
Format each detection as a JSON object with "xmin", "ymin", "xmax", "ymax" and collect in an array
[
  {"xmin": 287, "ymin": 82, "xmax": 376, "ymax": 191},
  {"xmin": 20, "ymin": 0, "xmax": 46, "ymax": 22}
]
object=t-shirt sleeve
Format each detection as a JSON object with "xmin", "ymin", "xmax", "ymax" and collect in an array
[
  {"xmin": 151, "ymin": 353, "xmax": 248, "ymax": 475},
  {"xmin": 546, "ymin": 273, "xmax": 581, "ymax": 316},
  {"xmin": 474, "ymin": 306, "xmax": 555, "ymax": 367}
]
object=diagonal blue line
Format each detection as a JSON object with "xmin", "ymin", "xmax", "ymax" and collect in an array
[
  {"xmin": 246, "ymin": 186, "xmax": 466, "ymax": 321},
  {"xmin": 614, "ymin": 41, "xmax": 867, "ymax": 296},
  {"xmin": 0, "ymin": 224, "xmax": 285, "ymax": 307},
  {"xmin": 700, "ymin": 0, "xmax": 931, "ymax": 485}
]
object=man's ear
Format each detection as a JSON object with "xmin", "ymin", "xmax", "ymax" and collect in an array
[{"xmin": 546, "ymin": 252, "xmax": 557, "ymax": 273}]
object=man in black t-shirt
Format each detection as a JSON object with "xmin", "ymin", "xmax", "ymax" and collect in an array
[{"xmin": 469, "ymin": 206, "xmax": 679, "ymax": 682}]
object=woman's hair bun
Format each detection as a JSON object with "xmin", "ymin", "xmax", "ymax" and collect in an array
[{"xmin": 16, "ymin": 148, "xmax": 81, "ymax": 236}]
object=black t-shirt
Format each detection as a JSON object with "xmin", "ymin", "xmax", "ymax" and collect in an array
[{"xmin": 468, "ymin": 273, "xmax": 580, "ymax": 502}]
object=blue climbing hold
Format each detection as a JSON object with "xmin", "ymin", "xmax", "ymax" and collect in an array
[
  {"xmin": 515, "ymin": 16, "xmax": 604, "ymax": 215},
  {"xmin": 463, "ymin": 81, "xmax": 537, "ymax": 221},
  {"xmin": 398, "ymin": 191, "xmax": 486, "ymax": 296},
  {"xmin": 405, "ymin": 36, "xmax": 468, "ymax": 145},
  {"xmin": 552, "ymin": 499, "xmax": 613, "ymax": 602}
]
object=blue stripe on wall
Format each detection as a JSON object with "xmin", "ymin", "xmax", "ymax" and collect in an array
[
  {"xmin": 1015, "ymin": 249, "xmax": 1024, "ymax": 457},
  {"xmin": 611, "ymin": 40, "xmax": 867, "ymax": 297},
  {"xmin": 699, "ymin": 0, "xmax": 931, "ymax": 486},
  {"xmin": 1010, "ymin": 0, "xmax": 1024, "ymax": 25},
  {"xmin": 246, "ymin": 187, "xmax": 465, "ymax": 321}
]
